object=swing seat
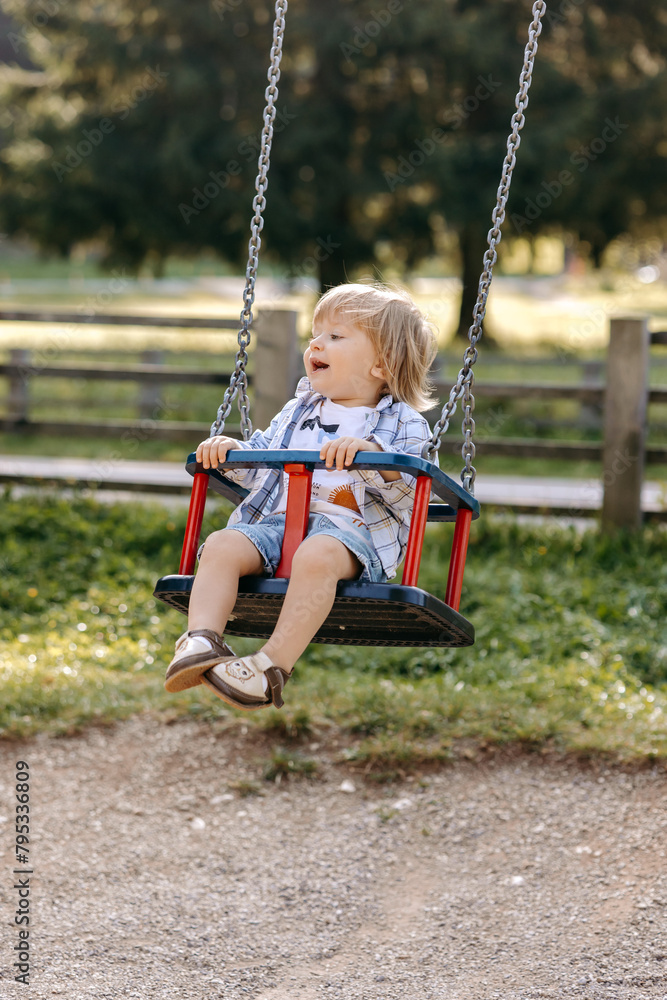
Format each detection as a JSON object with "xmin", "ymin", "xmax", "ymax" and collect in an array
[
  {"xmin": 154, "ymin": 451, "xmax": 479, "ymax": 648},
  {"xmin": 154, "ymin": 576, "xmax": 474, "ymax": 647}
]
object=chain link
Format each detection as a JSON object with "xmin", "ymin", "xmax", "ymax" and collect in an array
[
  {"xmin": 423, "ymin": 0, "xmax": 547, "ymax": 492},
  {"xmin": 210, "ymin": 1, "xmax": 288, "ymax": 440}
]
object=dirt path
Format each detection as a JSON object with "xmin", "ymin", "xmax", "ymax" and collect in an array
[{"xmin": 1, "ymin": 716, "xmax": 666, "ymax": 999}]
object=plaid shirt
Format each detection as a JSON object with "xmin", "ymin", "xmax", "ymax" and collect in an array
[{"xmin": 224, "ymin": 377, "xmax": 433, "ymax": 579}]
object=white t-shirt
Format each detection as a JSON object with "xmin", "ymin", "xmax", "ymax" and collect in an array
[{"xmin": 270, "ymin": 398, "xmax": 373, "ymax": 528}]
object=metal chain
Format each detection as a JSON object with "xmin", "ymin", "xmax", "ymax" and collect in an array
[
  {"xmin": 210, "ymin": 0, "xmax": 288, "ymax": 440},
  {"xmin": 423, "ymin": 0, "xmax": 547, "ymax": 493}
]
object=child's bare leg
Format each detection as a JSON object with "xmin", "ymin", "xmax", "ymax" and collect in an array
[
  {"xmin": 188, "ymin": 528, "xmax": 264, "ymax": 634},
  {"xmin": 260, "ymin": 534, "xmax": 361, "ymax": 671}
]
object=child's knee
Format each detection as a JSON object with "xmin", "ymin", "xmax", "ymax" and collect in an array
[
  {"xmin": 292, "ymin": 534, "xmax": 356, "ymax": 579},
  {"xmin": 295, "ymin": 533, "xmax": 339, "ymax": 563},
  {"xmin": 201, "ymin": 528, "xmax": 256, "ymax": 566},
  {"xmin": 199, "ymin": 528, "xmax": 228, "ymax": 556}
]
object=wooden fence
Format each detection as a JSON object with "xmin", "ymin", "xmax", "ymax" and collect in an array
[
  {"xmin": 1, "ymin": 309, "xmax": 666, "ymax": 528},
  {"xmin": 1, "ymin": 309, "xmax": 300, "ymax": 439}
]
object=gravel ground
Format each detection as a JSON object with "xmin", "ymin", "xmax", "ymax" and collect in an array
[{"xmin": 1, "ymin": 715, "xmax": 666, "ymax": 1000}]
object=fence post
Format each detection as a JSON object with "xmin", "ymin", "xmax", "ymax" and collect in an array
[
  {"xmin": 138, "ymin": 349, "xmax": 165, "ymax": 419},
  {"xmin": 9, "ymin": 348, "xmax": 30, "ymax": 421},
  {"xmin": 252, "ymin": 310, "xmax": 301, "ymax": 432},
  {"xmin": 601, "ymin": 316, "xmax": 649, "ymax": 531}
]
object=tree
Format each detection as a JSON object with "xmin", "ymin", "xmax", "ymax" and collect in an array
[
  {"xmin": 1, "ymin": 0, "xmax": 666, "ymax": 338},
  {"xmin": 0, "ymin": 0, "xmax": 270, "ymax": 274}
]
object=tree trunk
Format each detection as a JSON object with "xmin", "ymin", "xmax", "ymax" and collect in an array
[
  {"xmin": 152, "ymin": 255, "xmax": 166, "ymax": 279},
  {"xmin": 318, "ymin": 249, "xmax": 349, "ymax": 291},
  {"xmin": 456, "ymin": 223, "xmax": 495, "ymax": 344}
]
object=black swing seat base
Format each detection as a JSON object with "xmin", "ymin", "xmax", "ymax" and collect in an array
[{"xmin": 153, "ymin": 574, "xmax": 474, "ymax": 648}]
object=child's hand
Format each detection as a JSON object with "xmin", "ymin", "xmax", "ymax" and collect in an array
[
  {"xmin": 320, "ymin": 437, "xmax": 400, "ymax": 481},
  {"xmin": 320, "ymin": 436, "xmax": 379, "ymax": 470},
  {"xmin": 196, "ymin": 435, "xmax": 241, "ymax": 469}
]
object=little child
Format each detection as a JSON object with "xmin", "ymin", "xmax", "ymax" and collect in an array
[{"xmin": 164, "ymin": 282, "xmax": 437, "ymax": 710}]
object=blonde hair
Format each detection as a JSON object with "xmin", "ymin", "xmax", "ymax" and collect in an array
[{"xmin": 313, "ymin": 282, "xmax": 438, "ymax": 412}]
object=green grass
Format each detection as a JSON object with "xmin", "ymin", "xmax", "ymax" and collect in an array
[
  {"xmin": 0, "ymin": 252, "xmax": 237, "ymax": 282},
  {"xmin": 1, "ymin": 490, "xmax": 666, "ymax": 767},
  {"xmin": 0, "ymin": 432, "xmax": 195, "ymax": 463},
  {"xmin": 262, "ymin": 748, "xmax": 320, "ymax": 782}
]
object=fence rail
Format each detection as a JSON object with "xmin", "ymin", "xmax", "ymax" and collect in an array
[
  {"xmin": 1, "ymin": 310, "xmax": 666, "ymax": 527},
  {"xmin": 6, "ymin": 368, "xmax": 667, "ymax": 401},
  {"xmin": 433, "ymin": 380, "xmax": 667, "ymax": 406},
  {"xmin": 0, "ymin": 417, "xmax": 211, "ymax": 442},
  {"xmin": 0, "ymin": 310, "xmax": 241, "ymax": 329},
  {"xmin": 0, "ymin": 360, "xmax": 242, "ymax": 386}
]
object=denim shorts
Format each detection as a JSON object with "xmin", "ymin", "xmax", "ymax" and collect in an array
[{"xmin": 224, "ymin": 512, "xmax": 386, "ymax": 583}]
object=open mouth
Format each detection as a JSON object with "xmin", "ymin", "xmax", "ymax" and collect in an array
[{"xmin": 311, "ymin": 360, "xmax": 329, "ymax": 372}]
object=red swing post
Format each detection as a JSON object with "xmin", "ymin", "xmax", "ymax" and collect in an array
[
  {"xmin": 444, "ymin": 507, "xmax": 473, "ymax": 612},
  {"xmin": 400, "ymin": 475, "xmax": 473, "ymax": 611},
  {"xmin": 401, "ymin": 474, "xmax": 432, "ymax": 587},
  {"xmin": 179, "ymin": 472, "xmax": 209, "ymax": 575},
  {"xmin": 275, "ymin": 463, "xmax": 314, "ymax": 578}
]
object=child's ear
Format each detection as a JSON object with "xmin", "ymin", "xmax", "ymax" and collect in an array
[{"xmin": 371, "ymin": 362, "xmax": 385, "ymax": 380}]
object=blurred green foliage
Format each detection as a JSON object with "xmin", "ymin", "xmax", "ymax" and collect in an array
[{"xmin": 0, "ymin": 0, "xmax": 666, "ymax": 335}]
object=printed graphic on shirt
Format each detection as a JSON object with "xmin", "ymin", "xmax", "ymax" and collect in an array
[
  {"xmin": 298, "ymin": 414, "xmax": 340, "ymax": 443},
  {"xmin": 300, "ymin": 415, "xmax": 340, "ymax": 436},
  {"xmin": 312, "ymin": 482, "xmax": 361, "ymax": 514}
]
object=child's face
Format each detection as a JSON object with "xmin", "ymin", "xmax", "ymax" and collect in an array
[{"xmin": 304, "ymin": 312, "xmax": 386, "ymax": 407}]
